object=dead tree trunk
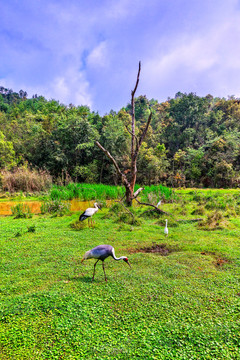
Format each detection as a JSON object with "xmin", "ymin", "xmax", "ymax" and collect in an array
[{"xmin": 96, "ymin": 61, "xmax": 152, "ymax": 206}]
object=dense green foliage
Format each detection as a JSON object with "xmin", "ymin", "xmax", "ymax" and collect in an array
[
  {"xmin": 1, "ymin": 86, "xmax": 240, "ymax": 188},
  {"xmin": 0, "ymin": 189, "xmax": 240, "ymax": 359}
]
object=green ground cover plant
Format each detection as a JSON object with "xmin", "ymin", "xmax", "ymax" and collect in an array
[
  {"xmin": 11, "ymin": 203, "xmax": 33, "ymax": 219},
  {"xmin": 0, "ymin": 188, "xmax": 240, "ymax": 359}
]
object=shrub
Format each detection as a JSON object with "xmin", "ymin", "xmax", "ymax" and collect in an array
[
  {"xmin": 11, "ymin": 203, "xmax": 32, "ymax": 219},
  {"xmin": 40, "ymin": 199, "xmax": 70, "ymax": 216}
]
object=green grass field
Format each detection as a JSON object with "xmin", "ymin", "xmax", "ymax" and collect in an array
[{"xmin": 0, "ymin": 190, "xmax": 240, "ymax": 359}]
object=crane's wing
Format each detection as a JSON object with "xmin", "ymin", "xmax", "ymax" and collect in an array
[{"xmin": 79, "ymin": 211, "xmax": 89, "ymax": 221}]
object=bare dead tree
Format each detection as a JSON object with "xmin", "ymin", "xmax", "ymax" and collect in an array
[{"xmin": 96, "ymin": 61, "xmax": 152, "ymax": 206}]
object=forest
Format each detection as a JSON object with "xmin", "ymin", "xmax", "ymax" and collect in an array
[{"xmin": 1, "ymin": 86, "xmax": 240, "ymax": 189}]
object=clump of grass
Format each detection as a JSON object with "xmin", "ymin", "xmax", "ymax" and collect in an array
[
  {"xmin": 40, "ymin": 199, "xmax": 70, "ymax": 216},
  {"xmin": 155, "ymin": 217, "xmax": 179, "ymax": 227},
  {"xmin": 140, "ymin": 208, "xmax": 163, "ymax": 219},
  {"xmin": 11, "ymin": 203, "xmax": 32, "ymax": 219},
  {"xmin": 116, "ymin": 212, "xmax": 142, "ymax": 226},
  {"xmin": 104, "ymin": 203, "xmax": 123, "ymax": 219},
  {"xmin": 116, "ymin": 223, "xmax": 133, "ymax": 231},
  {"xmin": 70, "ymin": 220, "xmax": 87, "ymax": 230},
  {"xmin": 107, "ymin": 203, "xmax": 141, "ymax": 225},
  {"xmin": 198, "ymin": 211, "xmax": 232, "ymax": 230},
  {"xmin": 27, "ymin": 225, "xmax": 36, "ymax": 233},
  {"xmin": 191, "ymin": 205, "xmax": 205, "ymax": 215}
]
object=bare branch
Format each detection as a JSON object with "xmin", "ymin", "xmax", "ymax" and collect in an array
[
  {"xmin": 131, "ymin": 61, "xmax": 141, "ymax": 98},
  {"xmin": 115, "ymin": 200, "xmax": 135, "ymax": 220},
  {"xmin": 135, "ymin": 198, "xmax": 170, "ymax": 215},
  {"xmin": 177, "ymin": 218, "xmax": 203, "ymax": 223},
  {"xmin": 131, "ymin": 61, "xmax": 141, "ymax": 158},
  {"xmin": 132, "ymin": 187, "xmax": 144, "ymax": 199},
  {"xmin": 95, "ymin": 141, "xmax": 130, "ymax": 189},
  {"xmin": 125, "ymin": 125, "xmax": 140, "ymax": 147}
]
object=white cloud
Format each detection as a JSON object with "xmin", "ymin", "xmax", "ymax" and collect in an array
[
  {"xmin": 45, "ymin": 68, "xmax": 93, "ymax": 107},
  {"xmin": 87, "ymin": 41, "xmax": 109, "ymax": 68}
]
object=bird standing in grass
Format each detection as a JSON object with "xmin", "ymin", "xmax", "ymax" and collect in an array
[
  {"xmin": 79, "ymin": 202, "xmax": 101, "ymax": 227},
  {"xmin": 81, "ymin": 244, "xmax": 131, "ymax": 281},
  {"xmin": 164, "ymin": 219, "xmax": 168, "ymax": 237}
]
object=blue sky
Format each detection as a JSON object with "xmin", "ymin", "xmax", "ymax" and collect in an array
[{"xmin": 1, "ymin": 0, "xmax": 240, "ymax": 114}]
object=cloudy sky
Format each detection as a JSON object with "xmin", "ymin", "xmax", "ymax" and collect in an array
[{"xmin": 1, "ymin": 0, "xmax": 240, "ymax": 114}]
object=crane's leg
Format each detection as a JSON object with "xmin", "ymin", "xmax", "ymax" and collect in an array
[
  {"xmin": 92, "ymin": 259, "xmax": 99, "ymax": 281},
  {"xmin": 102, "ymin": 261, "xmax": 107, "ymax": 282}
]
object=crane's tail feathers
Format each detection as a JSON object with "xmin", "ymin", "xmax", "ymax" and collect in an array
[{"xmin": 79, "ymin": 215, "xmax": 89, "ymax": 221}]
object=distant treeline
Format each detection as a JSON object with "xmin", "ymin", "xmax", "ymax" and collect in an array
[{"xmin": 0, "ymin": 86, "xmax": 240, "ymax": 188}]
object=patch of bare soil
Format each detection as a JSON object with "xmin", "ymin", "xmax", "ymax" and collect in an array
[{"xmin": 129, "ymin": 243, "xmax": 178, "ymax": 256}]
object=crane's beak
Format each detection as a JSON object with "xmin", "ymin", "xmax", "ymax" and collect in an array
[
  {"xmin": 126, "ymin": 260, "xmax": 131, "ymax": 268},
  {"xmin": 81, "ymin": 258, "xmax": 85, "ymax": 263}
]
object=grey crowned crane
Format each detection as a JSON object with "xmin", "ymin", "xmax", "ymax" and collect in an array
[
  {"xmin": 79, "ymin": 202, "xmax": 101, "ymax": 226},
  {"xmin": 81, "ymin": 244, "xmax": 131, "ymax": 281}
]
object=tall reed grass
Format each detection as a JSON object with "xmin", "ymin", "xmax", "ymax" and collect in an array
[
  {"xmin": 1, "ymin": 167, "xmax": 52, "ymax": 193},
  {"xmin": 49, "ymin": 183, "xmax": 175, "ymax": 202},
  {"xmin": 50, "ymin": 183, "xmax": 125, "ymax": 200}
]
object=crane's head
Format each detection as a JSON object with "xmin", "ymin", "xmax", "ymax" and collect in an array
[
  {"xmin": 81, "ymin": 250, "xmax": 91, "ymax": 264},
  {"xmin": 123, "ymin": 257, "xmax": 131, "ymax": 268},
  {"xmin": 95, "ymin": 202, "xmax": 102, "ymax": 210}
]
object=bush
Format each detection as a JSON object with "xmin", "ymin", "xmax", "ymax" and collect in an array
[
  {"xmin": 11, "ymin": 203, "xmax": 32, "ymax": 219},
  {"xmin": 40, "ymin": 199, "xmax": 70, "ymax": 216}
]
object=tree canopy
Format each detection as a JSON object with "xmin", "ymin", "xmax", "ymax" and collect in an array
[{"xmin": 0, "ymin": 87, "xmax": 240, "ymax": 188}]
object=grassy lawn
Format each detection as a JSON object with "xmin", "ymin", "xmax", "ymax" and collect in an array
[{"xmin": 0, "ymin": 191, "xmax": 240, "ymax": 359}]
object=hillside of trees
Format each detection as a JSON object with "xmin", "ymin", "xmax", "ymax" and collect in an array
[{"xmin": 0, "ymin": 86, "xmax": 240, "ymax": 188}]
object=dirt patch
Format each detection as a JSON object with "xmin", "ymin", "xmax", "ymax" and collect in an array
[
  {"xmin": 201, "ymin": 251, "xmax": 230, "ymax": 267},
  {"xmin": 129, "ymin": 243, "xmax": 178, "ymax": 256},
  {"xmin": 214, "ymin": 258, "xmax": 229, "ymax": 267}
]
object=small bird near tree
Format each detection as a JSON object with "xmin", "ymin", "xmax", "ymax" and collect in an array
[
  {"xmin": 81, "ymin": 244, "xmax": 131, "ymax": 282},
  {"xmin": 79, "ymin": 202, "xmax": 101, "ymax": 227},
  {"xmin": 164, "ymin": 219, "xmax": 168, "ymax": 237}
]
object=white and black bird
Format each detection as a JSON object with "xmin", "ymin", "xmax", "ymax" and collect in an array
[
  {"xmin": 81, "ymin": 244, "xmax": 131, "ymax": 281},
  {"xmin": 164, "ymin": 219, "xmax": 168, "ymax": 237},
  {"xmin": 79, "ymin": 202, "xmax": 101, "ymax": 226},
  {"xmin": 157, "ymin": 200, "xmax": 162, "ymax": 207}
]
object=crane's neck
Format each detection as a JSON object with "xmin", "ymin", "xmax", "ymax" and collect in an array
[{"xmin": 112, "ymin": 248, "xmax": 125, "ymax": 261}]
